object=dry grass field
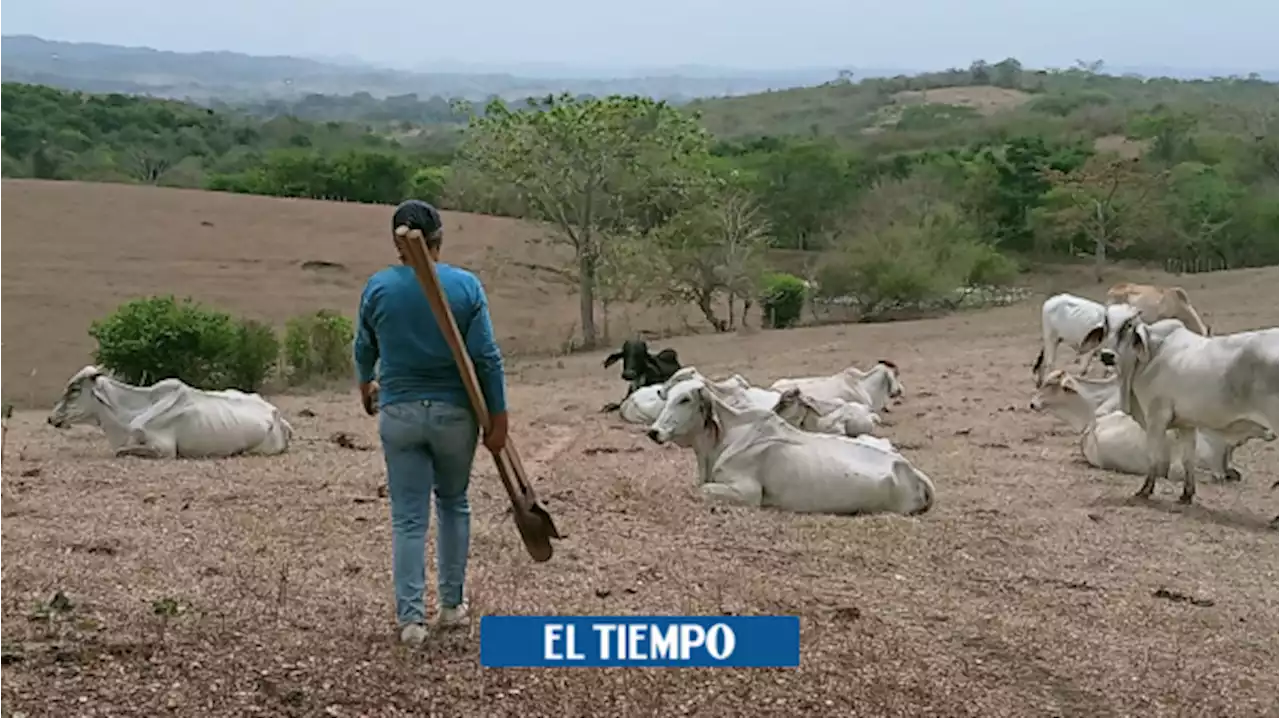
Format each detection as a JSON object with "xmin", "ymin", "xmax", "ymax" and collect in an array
[
  {"xmin": 2, "ymin": 181, "xmax": 1278, "ymax": 717},
  {"xmin": 1, "ymin": 180, "xmax": 707, "ymax": 408}
]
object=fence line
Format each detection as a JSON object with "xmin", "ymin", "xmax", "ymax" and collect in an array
[{"xmin": 1163, "ymin": 256, "xmax": 1231, "ymax": 275}]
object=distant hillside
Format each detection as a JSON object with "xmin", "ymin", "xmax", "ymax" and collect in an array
[
  {"xmin": 1, "ymin": 35, "xmax": 884, "ymax": 104},
  {"xmin": 690, "ymin": 61, "xmax": 1279, "ymax": 144}
]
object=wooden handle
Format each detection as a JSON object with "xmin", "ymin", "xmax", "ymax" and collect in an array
[{"xmin": 393, "ymin": 226, "xmax": 493, "ymax": 432}]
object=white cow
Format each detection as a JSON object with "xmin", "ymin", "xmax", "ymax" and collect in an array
[
  {"xmin": 621, "ymin": 367, "xmax": 882, "ymax": 440},
  {"xmin": 618, "ymin": 367, "xmax": 775, "ymax": 424},
  {"xmin": 772, "ymin": 387, "xmax": 880, "ymax": 438},
  {"xmin": 1030, "ymin": 369, "xmax": 1260, "ymax": 482},
  {"xmin": 769, "ymin": 360, "xmax": 904, "ymax": 412},
  {"xmin": 1032, "ymin": 293, "xmax": 1108, "ymax": 387},
  {"xmin": 47, "ymin": 365, "xmax": 294, "ymax": 458},
  {"xmin": 1089, "ymin": 308, "xmax": 1278, "ymax": 513},
  {"xmin": 645, "ymin": 378, "xmax": 934, "ymax": 516}
]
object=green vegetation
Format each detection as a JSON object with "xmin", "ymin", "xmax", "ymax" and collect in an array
[
  {"xmin": 6, "ymin": 57, "xmax": 1277, "ymax": 351},
  {"xmin": 283, "ymin": 310, "xmax": 356, "ymax": 385},
  {"xmin": 89, "ymin": 297, "xmax": 353, "ymax": 392}
]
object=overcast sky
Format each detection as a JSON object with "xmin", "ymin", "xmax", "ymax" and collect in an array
[{"xmin": 4, "ymin": 0, "xmax": 1277, "ymax": 74}]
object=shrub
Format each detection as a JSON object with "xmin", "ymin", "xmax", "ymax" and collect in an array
[
  {"xmin": 283, "ymin": 309, "xmax": 355, "ymax": 384},
  {"xmin": 226, "ymin": 319, "xmax": 282, "ymax": 392},
  {"xmin": 89, "ymin": 296, "xmax": 241, "ymax": 388},
  {"xmin": 760, "ymin": 272, "xmax": 808, "ymax": 329},
  {"xmin": 964, "ymin": 244, "xmax": 1020, "ymax": 287}
]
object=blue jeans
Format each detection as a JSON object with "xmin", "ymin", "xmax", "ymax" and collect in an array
[{"xmin": 378, "ymin": 399, "xmax": 479, "ymax": 627}]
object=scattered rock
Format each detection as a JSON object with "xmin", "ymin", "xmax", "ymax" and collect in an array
[
  {"xmin": 583, "ymin": 446, "xmax": 644, "ymax": 456},
  {"xmin": 330, "ymin": 432, "xmax": 372, "ymax": 451},
  {"xmin": 297, "ymin": 408, "xmax": 317, "ymax": 418},
  {"xmin": 1152, "ymin": 587, "xmax": 1215, "ymax": 607},
  {"xmin": 19, "ymin": 467, "xmax": 41, "ymax": 477},
  {"xmin": 830, "ymin": 606, "xmax": 862, "ymax": 622},
  {"xmin": 953, "ymin": 427, "xmax": 972, "ymax": 436},
  {"xmin": 594, "ymin": 588, "xmax": 612, "ymax": 598},
  {"xmin": 301, "ymin": 260, "xmax": 346, "ymax": 272}
]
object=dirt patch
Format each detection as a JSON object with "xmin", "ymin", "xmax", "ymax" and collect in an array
[
  {"xmin": 1094, "ymin": 134, "xmax": 1151, "ymax": 159},
  {"xmin": 891, "ymin": 86, "xmax": 1033, "ymax": 115},
  {"xmin": 2, "ymin": 264, "xmax": 1277, "ymax": 717}
]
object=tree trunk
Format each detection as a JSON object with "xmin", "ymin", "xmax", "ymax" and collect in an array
[
  {"xmin": 579, "ymin": 253, "xmax": 598, "ymax": 348},
  {"xmin": 1092, "ymin": 200, "xmax": 1107, "ymax": 283},
  {"xmin": 727, "ymin": 294, "xmax": 737, "ymax": 329},
  {"xmin": 696, "ymin": 291, "xmax": 727, "ymax": 332}
]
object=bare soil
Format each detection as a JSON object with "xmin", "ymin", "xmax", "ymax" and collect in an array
[
  {"xmin": 1, "ymin": 180, "xmax": 704, "ymax": 408},
  {"xmin": 2, "ymin": 182, "xmax": 1278, "ymax": 717},
  {"xmin": 891, "ymin": 86, "xmax": 1034, "ymax": 115}
]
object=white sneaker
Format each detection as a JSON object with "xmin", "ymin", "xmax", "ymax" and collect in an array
[
  {"xmin": 437, "ymin": 602, "xmax": 470, "ymax": 629},
  {"xmin": 399, "ymin": 623, "xmax": 428, "ymax": 647}
]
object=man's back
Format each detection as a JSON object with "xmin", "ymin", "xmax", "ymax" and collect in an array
[{"xmin": 355, "ymin": 263, "xmax": 506, "ymax": 415}]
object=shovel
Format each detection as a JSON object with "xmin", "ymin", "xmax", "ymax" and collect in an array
[{"xmin": 393, "ymin": 225, "xmax": 562, "ymax": 562}]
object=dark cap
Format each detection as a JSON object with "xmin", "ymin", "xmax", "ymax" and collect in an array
[{"xmin": 392, "ymin": 199, "xmax": 443, "ymax": 237}]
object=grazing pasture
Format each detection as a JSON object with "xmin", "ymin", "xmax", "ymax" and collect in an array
[{"xmin": 1, "ymin": 182, "xmax": 1277, "ymax": 717}]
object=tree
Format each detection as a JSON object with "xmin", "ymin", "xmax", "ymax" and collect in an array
[
  {"xmin": 650, "ymin": 188, "xmax": 771, "ymax": 331},
  {"xmin": 1037, "ymin": 156, "xmax": 1167, "ymax": 280},
  {"xmin": 453, "ymin": 94, "xmax": 712, "ymax": 347}
]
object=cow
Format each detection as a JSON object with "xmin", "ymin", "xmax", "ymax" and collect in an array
[
  {"xmin": 1029, "ymin": 369, "xmax": 1264, "ymax": 482},
  {"xmin": 1091, "ymin": 307, "xmax": 1278, "ymax": 519},
  {"xmin": 772, "ymin": 388, "xmax": 880, "ymax": 438},
  {"xmin": 768, "ymin": 360, "xmax": 904, "ymax": 413},
  {"xmin": 644, "ymin": 376, "xmax": 934, "ymax": 516},
  {"xmin": 1032, "ymin": 293, "xmax": 1109, "ymax": 387},
  {"xmin": 621, "ymin": 368, "xmax": 882, "ymax": 440},
  {"xmin": 1106, "ymin": 282, "xmax": 1210, "ymax": 336},
  {"xmin": 601, "ymin": 339, "xmax": 682, "ymax": 412},
  {"xmin": 47, "ymin": 365, "xmax": 294, "ymax": 459}
]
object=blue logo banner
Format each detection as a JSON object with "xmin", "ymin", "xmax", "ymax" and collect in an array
[{"xmin": 479, "ymin": 615, "xmax": 800, "ymax": 668}]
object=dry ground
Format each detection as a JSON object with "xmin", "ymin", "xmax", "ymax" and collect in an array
[
  {"xmin": 7, "ymin": 244, "xmax": 1280, "ymax": 711},
  {"xmin": 890, "ymin": 87, "xmax": 1034, "ymax": 116},
  {"xmin": 2, "ymin": 187, "xmax": 1277, "ymax": 718}
]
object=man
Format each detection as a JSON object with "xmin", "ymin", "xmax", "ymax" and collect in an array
[{"xmin": 354, "ymin": 199, "xmax": 509, "ymax": 648}]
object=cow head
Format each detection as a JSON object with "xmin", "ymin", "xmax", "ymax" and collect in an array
[
  {"xmin": 647, "ymin": 379, "xmax": 716, "ymax": 447},
  {"xmin": 603, "ymin": 339, "xmax": 651, "ymax": 385},
  {"xmin": 876, "ymin": 359, "xmax": 906, "ymax": 400},
  {"xmin": 1111, "ymin": 316, "xmax": 1152, "ymax": 418},
  {"xmin": 1079, "ymin": 303, "xmax": 1141, "ymax": 367},
  {"xmin": 771, "ymin": 387, "xmax": 812, "ymax": 427},
  {"xmin": 1029, "ymin": 369, "xmax": 1076, "ymax": 412},
  {"xmin": 48, "ymin": 365, "xmax": 107, "ymax": 428}
]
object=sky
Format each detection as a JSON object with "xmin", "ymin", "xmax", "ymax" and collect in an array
[{"xmin": 3, "ymin": 0, "xmax": 1278, "ymax": 75}]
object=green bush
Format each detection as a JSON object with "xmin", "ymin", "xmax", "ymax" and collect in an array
[
  {"xmin": 226, "ymin": 319, "xmax": 282, "ymax": 392},
  {"xmin": 760, "ymin": 272, "xmax": 808, "ymax": 329},
  {"xmin": 964, "ymin": 244, "xmax": 1020, "ymax": 286},
  {"xmin": 283, "ymin": 309, "xmax": 355, "ymax": 384},
  {"xmin": 89, "ymin": 296, "xmax": 234, "ymax": 388}
]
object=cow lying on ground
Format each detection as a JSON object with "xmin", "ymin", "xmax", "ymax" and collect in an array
[
  {"xmin": 619, "ymin": 367, "xmax": 880, "ymax": 439},
  {"xmin": 1032, "ymin": 293, "xmax": 1109, "ymax": 387},
  {"xmin": 1106, "ymin": 282, "xmax": 1210, "ymax": 336},
  {"xmin": 47, "ymin": 365, "xmax": 294, "ymax": 458},
  {"xmin": 1090, "ymin": 307, "xmax": 1277, "ymax": 520},
  {"xmin": 768, "ymin": 360, "xmax": 904, "ymax": 412},
  {"xmin": 1030, "ymin": 369, "xmax": 1262, "ymax": 482},
  {"xmin": 645, "ymin": 377, "xmax": 933, "ymax": 515},
  {"xmin": 772, "ymin": 388, "xmax": 880, "ymax": 438},
  {"xmin": 601, "ymin": 338, "xmax": 682, "ymax": 412}
]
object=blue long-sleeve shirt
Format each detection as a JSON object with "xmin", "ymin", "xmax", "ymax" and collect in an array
[{"xmin": 354, "ymin": 263, "xmax": 507, "ymax": 416}]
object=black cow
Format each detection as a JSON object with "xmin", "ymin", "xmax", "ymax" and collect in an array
[{"xmin": 600, "ymin": 339, "xmax": 682, "ymax": 412}]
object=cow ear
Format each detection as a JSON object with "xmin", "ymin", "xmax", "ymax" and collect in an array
[
  {"xmin": 1131, "ymin": 324, "xmax": 1151, "ymax": 364},
  {"xmin": 90, "ymin": 379, "xmax": 109, "ymax": 407},
  {"xmin": 1079, "ymin": 325, "xmax": 1105, "ymax": 352},
  {"xmin": 603, "ymin": 352, "xmax": 623, "ymax": 368}
]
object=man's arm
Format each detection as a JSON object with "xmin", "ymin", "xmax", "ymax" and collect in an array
[
  {"xmin": 463, "ymin": 280, "xmax": 507, "ymax": 417},
  {"xmin": 354, "ymin": 280, "xmax": 380, "ymax": 413}
]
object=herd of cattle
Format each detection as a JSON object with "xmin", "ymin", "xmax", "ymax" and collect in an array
[{"xmin": 31, "ymin": 280, "xmax": 1280, "ymax": 527}]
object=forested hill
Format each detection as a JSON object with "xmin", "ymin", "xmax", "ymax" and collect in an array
[{"xmin": 0, "ymin": 35, "xmax": 853, "ymax": 104}]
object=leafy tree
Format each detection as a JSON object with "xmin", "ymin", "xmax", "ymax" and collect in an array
[
  {"xmin": 453, "ymin": 93, "xmax": 712, "ymax": 347},
  {"xmin": 650, "ymin": 188, "xmax": 772, "ymax": 331},
  {"xmin": 1036, "ymin": 156, "xmax": 1168, "ymax": 279}
]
